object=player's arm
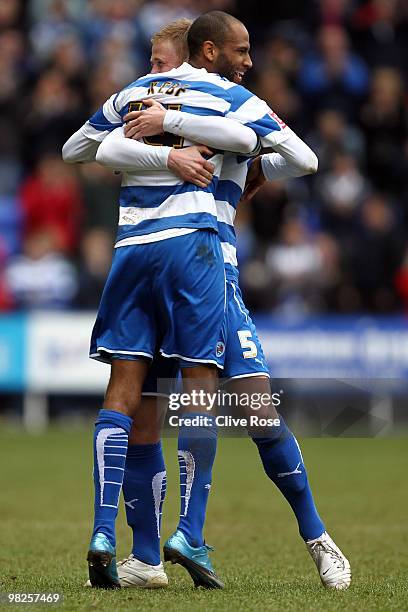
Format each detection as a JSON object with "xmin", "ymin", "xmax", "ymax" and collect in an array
[
  {"xmin": 96, "ymin": 127, "xmax": 215, "ymax": 188},
  {"xmin": 95, "ymin": 126, "xmax": 171, "ymax": 171},
  {"xmin": 226, "ymin": 86, "xmax": 318, "ymax": 198},
  {"xmin": 243, "ymin": 131, "xmax": 318, "ymax": 199},
  {"xmin": 260, "ymin": 130, "xmax": 318, "ymax": 179},
  {"xmin": 160, "ymin": 105, "xmax": 317, "ymax": 177},
  {"xmin": 62, "ymin": 93, "xmax": 123, "ymax": 163},
  {"xmin": 123, "ymin": 99, "xmax": 259, "ymax": 155},
  {"xmin": 227, "ymin": 87, "xmax": 318, "ymax": 172},
  {"xmin": 62, "ymin": 125, "xmax": 102, "ymax": 163}
]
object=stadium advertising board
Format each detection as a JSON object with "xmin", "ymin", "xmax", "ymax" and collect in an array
[
  {"xmin": 1, "ymin": 314, "xmax": 408, "ymax": 392},
  {"xmin": 0, "ymin": 314, "xmax": 26, "ymax": 390},
  {"xmin": 255, "ymin": 316, "xmax": 408, "ymax": 379},
  {"xmin": 26, "ymin": 312, "xmax": 109, "ymax": 392}
]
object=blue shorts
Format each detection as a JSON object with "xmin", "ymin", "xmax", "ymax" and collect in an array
[
  {"xmin": 222, "ymin": 279, "xmax": 269, "ymax": 380},
  {"xmin": 90, "ymin": 230, "xmax": 227, "ymax": 368},
  {"xmin": 140, "ymin": 277, "xmax": 269, "ymax": 394}
]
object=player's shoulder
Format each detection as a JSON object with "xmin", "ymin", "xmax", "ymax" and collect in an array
[
  {"xmin": 119, "ymin": 63, "xmax": 227, "ymax": 88},
  {"xmin": 223, "ymin": 84, "xmax": 288, "ymax": 134},
  {"xmin": 113, "ymin": 63, "xmax": 228, "ymax": 109},
  {"xmin": 111, "ymin": 66, "xmax": 185, "ymax": 110},
  {"xmin": 226, "ymin": 83, "xmax": 263, "ymax": 111},
  {"xmin": 170, "ymin": 64, "xmax": 242, "ymax": 103}
]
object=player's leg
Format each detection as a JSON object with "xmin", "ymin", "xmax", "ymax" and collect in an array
[
  {"xmin": 116, "ymin": 397, "xmax": 169, "ymax": 588},
  {"xmin": 154, "ymin": 230, "xmax": 226, "ymax": 588},
  {"xmin": 223, "ymin": 279, "xmax": 351, "ymax": 589},
  {"xmin": 119, "ymin": 355, "xmax": 177, "ymax": 588},
  {"xmin": 227, "ymin": 375, "xmax": 326, "ymax": 541},
  {"xmin": 223, "ymin": 279, "xmax": 325, "ymax": 541},
  {"xmin": 164, "ymin": 363, "xmax": 223, "ymax": 588},
  {"xmin": 176, "ymin": 364, "xmax": 218, "ymax": 548},
  {"xmin": 88, "ymin": 358, "xmax": 149, "ymax": 588},
  {"xmin": 88, "ymin": 244, "xmax": 157, "ymax": 588}
]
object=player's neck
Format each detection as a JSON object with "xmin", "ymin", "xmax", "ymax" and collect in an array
[{"xmin": 189, "ymin": 56, "xmax": 215, "ymax": 74}]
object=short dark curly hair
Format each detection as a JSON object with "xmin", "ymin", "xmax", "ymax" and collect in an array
[{"xmin": 187, "ymin": 11, "xmax": 242, "ymax": 59}]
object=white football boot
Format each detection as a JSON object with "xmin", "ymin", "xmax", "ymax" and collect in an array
[
  {"xmin": 85, "ymin": 554, "xmax": 168, "ymax": 588},
  {"xmin": 306, "ymin": 531, "xmax": 351, "ymax": 590},
  {"xmin": 117, "ymin": 554, "xmax": 168, "ymax": 588}
]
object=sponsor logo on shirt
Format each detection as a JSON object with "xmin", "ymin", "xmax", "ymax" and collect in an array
[{"xmin": 268, "ymin": 109, "xmax": 287, "ymax": 129}]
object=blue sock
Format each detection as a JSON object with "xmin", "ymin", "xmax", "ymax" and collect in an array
[
  {"xmin": 92, "ymin": 409, "xmax": 133, "ymax": 548},
  {"xmin": 252, "ymin": 415, "xmax": 325, "ymax": 541},
  {"xmin": 122, "ymin": 443, "xmax": 166, "ymax": 566},
  {"xmin": 177, "ymin": 413, "xmax": 217, "ymax": 547}
]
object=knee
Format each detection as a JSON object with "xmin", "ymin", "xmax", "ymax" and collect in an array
[
  {"xmin": 103, "ymin": 388, "xmax": 141, "ymax": 416},
  {"xmin": 104, "ymin": 359, "xmax": 148, "ymax": 416},
  {"xmin": 129, "ymin": 423, "xmax": 161, "ymax": 445},
  {"xmin": 129, "ymin": 397, "xmax": 165, "ymax": 443}
]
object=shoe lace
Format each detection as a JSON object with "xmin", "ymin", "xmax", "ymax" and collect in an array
[
  {"xmin": 311, "ymin": 540, "xmax": 346, "ymax": 570},
  {"xmin": 117, "ymin": 556, "xmax": 132, "ymax": 567},
  {"xmin": 191, "ymin": 543, "xmax": 214, "ymax": 561}
]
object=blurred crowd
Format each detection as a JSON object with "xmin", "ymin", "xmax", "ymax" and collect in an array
[{"xmin": 0, "ymin": 0, "xmax": 407, "ymax": 316}]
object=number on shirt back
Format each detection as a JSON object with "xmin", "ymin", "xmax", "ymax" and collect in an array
[
  {"xmin": 238, "ymin": 330, "xmax": 258, "ymax": 359},
  {"xmin": 127, "ymin": 102, "xmax": 184, "ymax": 148}
]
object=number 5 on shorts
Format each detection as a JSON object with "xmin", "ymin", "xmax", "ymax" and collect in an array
[{"xmin": 238, "ymin": 330, "xmax": 257, "ymax": 359}]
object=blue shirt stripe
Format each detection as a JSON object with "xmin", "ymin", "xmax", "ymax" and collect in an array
[
  {"xmin": 218, "ymin": 221, "xmax": 236, "ymax": 246},
  {"xmin": 117, "ymin": 214, "xmax": 218, "ymax": 240},
  {"xmin": 228, "ymin": 84, "xmax": 254, "ymax": 112},
  {"xmin": 118, "ymin": 104, "xmax": 224, "ymax": 120},
  {"xmin": 215, "ymin": 179, "xmax": 243, "ymax": 208},
  {"xmin": 119, "ymin": 182, "xmax": 216, "ymax": 208},
  {"xmin": 246, "ymin": 112, "xmax": 281, "ymax": 136},
  {"xmin": 88, "ymin": 107, "xmax": 120, "ymax": 132},
  {"xmin": 120, "ymin": 76, "xmax": 233, "ymax": 103}
]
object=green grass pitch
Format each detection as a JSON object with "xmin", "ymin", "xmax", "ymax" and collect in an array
[{"xmin": 0, "ymin": 429, "xmax": 407, "ymax": 611}]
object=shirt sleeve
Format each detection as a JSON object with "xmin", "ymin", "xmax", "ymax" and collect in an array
[
  {"xmin": 87, "ymin": 93, "xmax": 123, "ymax": 136},
  {"xmin": 95, "ymin": 127, "xmax": 171, "ymax": 171},
  {"xmin": 62, "ymin": 92, "xmax": 125, "ymax": 162},
  {"xmin": 62, "ymin": 125, "xmax": 101, "ymax": 163},
  {"xmin": 260, "ymin": 129, "xmax": 318, "ymax": 181},
  {"xmin": 225, "ymin": 85, "xmax": 292, "ymax": 147},
  {"xmin": 163, "ymin": 110, "xmax": 259, "ymax": 155}
]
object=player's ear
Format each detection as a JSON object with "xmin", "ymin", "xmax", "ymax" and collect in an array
[{"xmin": 202, "ymin": 40, "xmax": 218, "ymax": 63}]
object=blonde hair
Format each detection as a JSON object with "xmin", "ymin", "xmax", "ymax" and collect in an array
[{"xmin": 151, "ymin": 18, "xmax": 192, "ymax": 61}]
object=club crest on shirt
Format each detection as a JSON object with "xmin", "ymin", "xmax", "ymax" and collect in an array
[{"xmin": 216, "ymin": 341, "xmax": 225, "ymax": 357}]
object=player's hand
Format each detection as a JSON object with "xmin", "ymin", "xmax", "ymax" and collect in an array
[
  {"xmin": 168, "ymin": 146, "xmax": 215, "ymax": 188},
  {"xmin": 242, "ymin": 155, "xmax": 266, "ymax": 200},
  {"xmin": 123, "ymin": 99, "xmax": 166, "ymax": 140}
]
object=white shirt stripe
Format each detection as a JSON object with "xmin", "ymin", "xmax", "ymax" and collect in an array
[
  {"xmin": 115, "ymin": 228, "xmax": 196, "ymax": 247},
  {"xmin": 102, "ymin": 94, "xmax": 121, "ymax": 123},
  {"xmin": 121, "ymin": 152, "xmax": 223, "ymax": 187},
  {"xmin": 118, "ymin": 191, "xmax": 216, "ymax": 226},
  {"xmin": 219, "ymin": 153, "xmax": 249, "ymax": 190},
  {"xmin": 221, "ymin": 242, "xmax": 238, "ymax": 266},
  {"xmin": 216, "ymin": 200, "xmax": 236, "ymax": 226},
  {"xmin": 226, "ymin": 95, "xmax": 270, "ymax": 124}
]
